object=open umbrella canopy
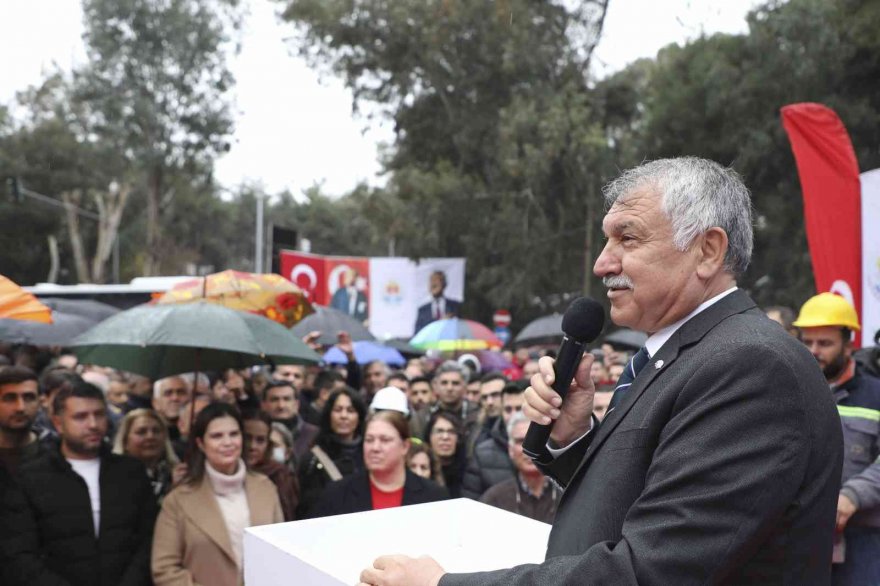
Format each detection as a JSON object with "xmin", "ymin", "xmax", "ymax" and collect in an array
[
  {"xmin": 411, "ymin": 318, "xmax": 502, "ymax": 351},
  {"xmin": 513, "ymin": 313, "xmax": 563, "ymax": 346},
  {"xmin": 290, "ymin": 305, "xmax": 375, "ymax": 346},
  {"xmin": 383, "ymin": 338, "xmax": 426, "ymax": 358},
  {"xmin": 0, "ymin": 312, "xmax": 98, "ymax": 346},
  {"xmin": 40, "ymin": 297, "xmax": 120, "ymax": 323},
  {"xmin": 323, "ymin": 340, "xmax": 406, "ymax": 366},
  {"xmin": 156, "ymin": 270, "xmax": 313, "ymax": 328},
  {"xmin": 71, "ymin": 302, "xmax": 321, "ymax": 379},
  {"xmin": 0, "ymin": 274, "xmax": 52, "ymax": 323}
]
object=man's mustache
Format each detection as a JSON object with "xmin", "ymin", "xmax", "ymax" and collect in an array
[{"xmin": 603, "ymin": 275, "xmax": 634, "ymax": 289}]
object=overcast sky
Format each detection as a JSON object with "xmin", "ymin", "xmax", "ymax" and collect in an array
[{"xmin": 0, "ymin": 0, "xmax": 765, "ymax": 198}]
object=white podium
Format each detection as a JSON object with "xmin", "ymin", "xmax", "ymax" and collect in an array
[{"xmin": 244, "ymin": 498, "xmax": 552, "ymax": 585}]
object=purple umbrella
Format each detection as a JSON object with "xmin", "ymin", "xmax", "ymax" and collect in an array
[{"xmin": 323, "ymin": 340, "xmax": 406, "ymax": 366}]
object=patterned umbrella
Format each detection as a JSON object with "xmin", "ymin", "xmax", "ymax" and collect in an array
[
  {"xmin": 0, "ymin": 274, "xmax": 52, "ymax": 323},
  {"xmin": 156, "ymin": 270, "xmax": 313, "ymax": 328},
  {"xmin": 410, "ymin": 318, "xmax": 502, "ymax": 351}
]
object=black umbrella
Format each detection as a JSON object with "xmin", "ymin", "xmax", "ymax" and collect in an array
[
  {"xmin": 290, "ymin": 305, "xmax": 375, "ymax": 346},
  {"xmin": 0, "ymin": 312, "xmax": 100, "ymax": 346},
  {"xmin": 71, "ymin": 302, "xmax": 322, "ymax": 379},
  {"xmin": 39, "ymin": 297, "xmax": 121, "ymax": 322},
  {"xmin": 603, "ymin": 328, "xmax": 648, "ymax": 351},
  {"xmin": 513, "ymin": 313, "xmax": 563, "ymax": 346}
]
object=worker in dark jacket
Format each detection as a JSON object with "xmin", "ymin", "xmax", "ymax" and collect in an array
[
  {"xmin": 461, "ymin": 382, "xmax": 525, "ymax": 499},
  {"xmin": 794, "ymin": 293, "xmax": 880, "ymax": 586},
  {"xmin": 0, "ymin": 379, "xmax": 157, "ymax": 586}
]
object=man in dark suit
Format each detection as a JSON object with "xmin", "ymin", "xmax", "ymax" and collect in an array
[
  {"xmin": 359, "ymin": 157, "xmax": 843, "ymax": 586},
  {"xmin": 414, "ymin": 271, "xmax": 461, "ymax": 334},
  {"xmin": 331, "ymin": 268, "xmax": 369, "ymax": 322}
]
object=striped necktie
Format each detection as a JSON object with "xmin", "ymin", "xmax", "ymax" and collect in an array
[{"xmin": 608, "ymin": 347, "xmax": 650, "ymax": 412}]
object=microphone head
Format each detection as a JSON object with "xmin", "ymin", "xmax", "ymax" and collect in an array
[{"xmin": 561, "ymin": 297, "xmax": 605, "ymax": 343}]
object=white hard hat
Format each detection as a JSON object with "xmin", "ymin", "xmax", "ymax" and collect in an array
[{"xmin": 370, "ymin": 386, "xmax": 410, "ymax": 416}]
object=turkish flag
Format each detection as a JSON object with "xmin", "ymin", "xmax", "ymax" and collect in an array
[
  {"xmin": 782, "ymin": 103, "xmax": 862, "ymax": 345},
  {"xmin": 280, "ymin": 251, "xmax": 328, "ymax": 305}
]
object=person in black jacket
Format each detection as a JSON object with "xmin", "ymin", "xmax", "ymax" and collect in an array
[
  {"xmin": 461, "ymin": 382, "xmax": 525, "ymax": 499},
  {"xmin": 0, "ymin": 379, "xmax": 157, "ymax": 586},
  {"xmin": 298, "ymin": 387, "xmax": 366, "ymax": 517},
  {"xmin": 313, "ymin": 410, "xmax": 447, "ymax": 517}
]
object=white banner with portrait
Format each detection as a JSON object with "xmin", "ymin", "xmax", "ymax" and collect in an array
[
  {"xmin": 862, "ymin": 169, "xmax": 880, "ymax": 347},
  {"xmin": 368, "ymin": 257, "xmax": 466, "ymax": 339}
]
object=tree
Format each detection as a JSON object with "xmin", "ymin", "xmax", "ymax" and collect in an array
[
  {"xmin": 75, "ymin": 0, "xmax": 241, "ymax": 275},
  {"xmin": 278, "ymin": 0, "xmax": 612, "ymax": 327}
]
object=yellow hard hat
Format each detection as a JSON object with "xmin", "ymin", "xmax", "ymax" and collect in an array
[{"xmin": 793, "ymin": 292, "xmax": 860, "ymax": 331}]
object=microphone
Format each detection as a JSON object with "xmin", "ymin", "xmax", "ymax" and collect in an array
[{"xmin": 521, "ymin": 296, "xmax": 605, "ymax": 460}]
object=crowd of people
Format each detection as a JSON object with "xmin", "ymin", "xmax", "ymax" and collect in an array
[{"xmin": 0, "ymin": 289, "xmax": 879, "ymax": 585}]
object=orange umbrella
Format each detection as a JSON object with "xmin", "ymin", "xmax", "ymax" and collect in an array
[
  {"xmin": 0, "ymin": 275, "xmax": 52, "ymax": 324},
  {"xmin": 156, "ymin": 270, "xmax": 313, "ymax": 328}
]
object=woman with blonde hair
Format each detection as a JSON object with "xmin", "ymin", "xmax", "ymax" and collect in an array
[
  {"xmin": 112, "ymin": 408, "xmax": 181, "ymax": 502},
  {"xmin": 152, "ymin": 403, "xmax": 282, "ymax": 586}
]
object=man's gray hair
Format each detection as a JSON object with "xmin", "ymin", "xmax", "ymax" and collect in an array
[
  {"xmin": 507, "ymin": 410, "xmax": 530, "ymax": 441},
  {"xmin": 153, "ymin": 375, "xmax": 187, "ymax": 399},
  {"xmin": 603, "ymin": 157, "xmax": 753, "ymax": 276},
  {"xmin": 434, "ymin": 360, "xmax": 469, "ymax": 383}
]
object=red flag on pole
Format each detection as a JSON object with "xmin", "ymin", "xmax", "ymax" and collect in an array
[{"xmin": 781, "ymin": 103, "xmax": 862, "ymax": 345}]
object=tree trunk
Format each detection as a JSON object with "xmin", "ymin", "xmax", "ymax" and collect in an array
[
  {"xmin": 46, "ymin": 235, "xmax": 59, "ymax": 284},
  {"xmin": 91, "ymin": 183, "xmax": 131, "ymax": 283},
  {"xmin": 144, "ymin": 166, "xmax": 163, "ymax": 276},
  {"xmin": 62, "ymin": 190, "xmax": 91, "ymax": 283}
]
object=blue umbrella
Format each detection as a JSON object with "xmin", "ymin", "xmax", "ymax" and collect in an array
[{"xmin": 323, "ymin": 340, "xmax": 406, "ymax": 366}]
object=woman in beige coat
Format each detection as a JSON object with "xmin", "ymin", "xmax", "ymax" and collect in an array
[{"xmin": 152, "ymin": 403, "xmax": 283, "ymax": 586}]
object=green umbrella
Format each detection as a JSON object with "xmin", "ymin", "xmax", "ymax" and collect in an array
[{"xmin": 71, "ymin": 301, "xmax": 321, "ymax": 379}]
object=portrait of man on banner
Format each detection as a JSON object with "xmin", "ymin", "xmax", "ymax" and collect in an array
[{"xmin": 329, "ymin": 261, "xmax": 370, "ymax": 323}]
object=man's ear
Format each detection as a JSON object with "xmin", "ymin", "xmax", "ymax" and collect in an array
[{"xmin": 695, "ymin": 227, "xmax": 728, "ymax": 279}]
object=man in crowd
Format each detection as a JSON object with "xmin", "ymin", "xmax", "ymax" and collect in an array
[
  {"xmin": 591, "ymin": 383, "xmax": 615, "ymax": 421},
  {"xmin": 124, "ymin": 373, "xmax": 154, "ymax": 413},
  {"xmin": 461, "ymin": 379, "xmax": 522, "ymax": 499},
  {"xmin": 0, "ymin": 380, "xmax": 157, "ymax": 586},
  {"xmin": 416, "ymin": 361, "xmax": 479, "ymax": 442},
  {"xmin": 153, "ymin": 375, "xmax": 191, "ymax": 444},
  {"xmin": 469, "ymin": 372, "xmax": 508, "ymax": 449},
  {"xmin": 360, "ymin": 157, "xmax": 842, "ymax": 586},
  {"xmin": 32, "ymin": 367, "xmax": 79, "ymax": 441},
  {"xmin": 414, "ymin": 270, "xmax": 461, "ymax": 333},
  {"xmin": 793, "ymin": 292, "xmax": 880, "ymax": 585},
  {"xmin": 106, "ymin": 371, "xmax": 130, "ymax": 419},
  {"xmin": 480, "ymin": 411, "xmax": 559, "ymax": 523},
  {"xmin": 273, "ymin": 363, "xmax": 306, "ymax": 390},
  {"xmin": 262, "ymin": 380, "xmax": 318, "ymax": 464},
  {"xmin": 387, "ymin": 372, "xmax": 410, "ymax": 395},
  {"xmin": 0, "ymin": 366, "xmax": 44, "ymax": 477},
  {"xmin": 362, "ymin": 359, "xmax": 390, "ymax": 402},
  {"xmin": 409, "ymin": 376, "xmax": 435, "ymax": 411}
]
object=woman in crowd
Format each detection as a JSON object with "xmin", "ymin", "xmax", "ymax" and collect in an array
[
  {"xmin": 152, "ymin": 403, "xmax": 282, "ymax": 586},
  {"xmin": 312, "ymin": 410, "xmax": 448, "ymax": 517},
  {"xmin": 297, "ymin": 386, "xmax": 367, "ymax": 517},
  {"xmin": 425, "ymin": 411, "xmax": 467, "ymax": 498},
  {"xmin": 112, "ymin": 408, "xmax": 182, "ymax": 502},
  {"xmin": 269, "ymin": 422, "xmax": 296, "ymax": 473},
  {"xmin": 406, "ymin": 440, "xmax": 444, "ymax": 484},
  {"xmin": 242, "ymin": 410, "xmax": 300, "ymax": 521}
]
